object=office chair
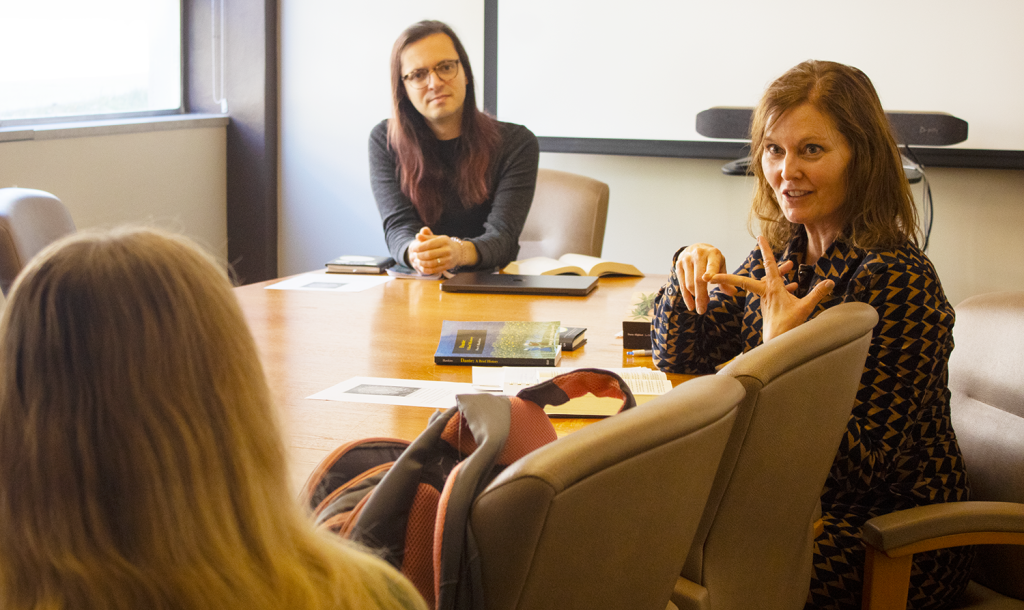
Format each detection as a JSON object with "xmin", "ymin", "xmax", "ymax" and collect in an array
[
  {"xmin": 517, "ymin": 168, "xmax": 609, "ymax": 259},
  {"xmin": 860, "ymin": 291, "xmax": 1024, "ymax": 610},
  {"xmin": 0, "ymin": 187, "xmax": 76, "ymax": 296},
  {"xmin": 469, "ymin": 375, "xmax": 745, "ymax": 610},
  {"xmin": 671, "ymin": 301, "xmax": 879, "ymax": 610}
]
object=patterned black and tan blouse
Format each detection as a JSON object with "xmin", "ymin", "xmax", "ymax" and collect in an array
[{"xmin": 652, "ymin": 231, "xmax": 973, "ymax": 610}]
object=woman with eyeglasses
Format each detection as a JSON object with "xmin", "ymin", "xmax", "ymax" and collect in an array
[{"xmin": 370, "ymin": 20, "xmax": 539, "ymax": 275}]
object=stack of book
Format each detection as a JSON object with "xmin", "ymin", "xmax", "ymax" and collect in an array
[
  {"xmin": 559, "ymin": 326, "xmax": 586, "ymax": 351},
  {"xmin": 325, "ymin": 255, "xmax": 395, "ymax": 274}
]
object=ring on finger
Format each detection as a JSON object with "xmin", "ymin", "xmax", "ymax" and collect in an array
[{"xmin": 437, "ymin": 258, "xmax": 441, "ymax": 265}]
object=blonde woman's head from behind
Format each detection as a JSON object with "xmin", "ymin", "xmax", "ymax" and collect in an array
[{"xmin": 0, "ymin": 227, "xmax": 425, "ymax": 610}]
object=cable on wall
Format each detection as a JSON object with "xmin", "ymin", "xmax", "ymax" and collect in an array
[{"xmin": 903, "ymin": 145, "xmax": 934, "ymax": 252}]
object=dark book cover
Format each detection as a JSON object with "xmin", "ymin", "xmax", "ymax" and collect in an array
[
  {"xmin": 326, "ymin": 255, "xmax": 395, "ymax": 274},
  {"xmin": 622, "ymin": 321, "xmax": 652, "ymax": 350},
  {"xmin": 623, "ymin": 291, "xmax": 655, "ymax": 349},
  {"xmin": 435, "ymin": 320, "xmax": 561, "ymax": 366},
  {"xmin": 559, "ymin": 326, "xmax": 587, "ymax": 351}
]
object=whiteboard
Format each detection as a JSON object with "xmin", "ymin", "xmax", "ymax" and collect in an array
[{"xmin": 495, "ymin": 0, "xmax": 1024, "ymax": 152}]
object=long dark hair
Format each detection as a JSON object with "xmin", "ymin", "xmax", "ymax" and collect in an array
[
  {"xmin": 749, "ymin": 60, "xmax": 919, "ymax": 250},
  {"xmin": 387, "ymin": 20, "xmax": 501, "ymax": 225}
]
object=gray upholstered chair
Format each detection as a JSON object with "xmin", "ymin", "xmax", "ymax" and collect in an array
[
  {"xmin": 671, "ymin": 301, "xmax": 879, "ymax": 610},
  {"xmin": 470, "ymin": 375, "xmax": 746, "ymax": 610},
  {"xmin": 517, "ymin": 168, "xmax": 609, "ymax": 259},
  {"xmin": 0, "ymin": 187, "xmax": 76, "ymax": 295},
  {"xmin": 860, "ymin": 291, "xmax": 1024, "ymax": 610}
]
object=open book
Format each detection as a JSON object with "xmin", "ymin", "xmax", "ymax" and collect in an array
[{"xmin": 502, "ymin": 253, "xmax": 644, "ymax": 277}]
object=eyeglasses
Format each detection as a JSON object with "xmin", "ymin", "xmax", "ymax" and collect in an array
[{"xmin": 402, "ymin": 59, "xmax": 460, "ymax": 90}]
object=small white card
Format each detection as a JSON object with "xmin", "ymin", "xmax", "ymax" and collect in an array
[
  {"xmin": 308, "ymin": 376, "xmax": 482, "ymax": 409},
  {"xmin": 265, "ymin": 271, "xmax": 391, "ymax": 292}
]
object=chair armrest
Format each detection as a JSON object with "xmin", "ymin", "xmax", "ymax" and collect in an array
[
  {"xmin": 670, "ymin": 576, "xmax": 709, "ymax": 610},
  {"xmin": 863, "ymin": 501, "xmax": 1024, "ymax": 557},
  {"xmin": 861, "ymin": 502, "xmax": 1024, "ymax": 610}
]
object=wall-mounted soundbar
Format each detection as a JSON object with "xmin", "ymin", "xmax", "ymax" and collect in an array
[
  {"xmin": 696, "ymin": 107, "xmax": 969, "ymax": 180},
  {"xmin": 695, "ymin": 107, "xmax": 969, "ymax": 146}
]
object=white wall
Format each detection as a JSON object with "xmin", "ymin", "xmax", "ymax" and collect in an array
[
  {"xmin": 0, "ymin": 125, "xmax": 226, "ymax": 310},
  {"xmin": 279, "ymin": 0, "xmax": 1024, "ymax": 306},
  {"xmin": 0, "ymin": 127, "xmax": 228, "ymax": 258},
  {"xmin": 497, "ymin": 1, "xmax": 1024, "ymax": 150}
]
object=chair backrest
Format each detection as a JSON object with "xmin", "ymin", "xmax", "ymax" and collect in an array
[
  {"xmin": 0, "ymin": 187, "xmax": 76, "ymax": 295},
  {"xmin": 677, "ymin": 301, "xmax": 879, "ymax": 610},
  {"xmin": 517, "ymin": 168, "xmax": 609, "ymax": 259},
  {"xmin": 469, "ymin": 375, "xmax": 745, "ymax": 610},
  {"xmin": 948, "ymin": 291, "xmax": 1024, "ymax": 599}
]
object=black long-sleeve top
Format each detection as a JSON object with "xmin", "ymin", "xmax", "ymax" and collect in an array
[{"xmin": 368, "ymin": 119, "xmax": 539, "ymax": 270}]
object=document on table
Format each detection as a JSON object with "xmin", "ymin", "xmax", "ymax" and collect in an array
[
  {"xmin": 308, "ymin": 376, "xmax": 482, "ymax": 409},
  {"xmin": 472, "ymin": 366, "xmax": 673, "ymax": 396},
  {"xmin": 266, "ymin": 271, "xmax": 392, "ymax": 292}
]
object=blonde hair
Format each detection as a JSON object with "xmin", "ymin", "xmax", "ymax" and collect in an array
[
  {"xmin": 0, "ymin": 227, "xmax": 425, "ymax": 610},
  {"xmin": 749, "ymin": 60, "xmax": 920, "ymax": 251}
]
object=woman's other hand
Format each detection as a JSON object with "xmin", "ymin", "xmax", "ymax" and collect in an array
[
  {"xmin": 708, "ymin": 236, "xmax": 833, "ymax": 342},
  {"xmin": 675, "ymin": 243, "xmax": 731, "ymax": 314},
  {"xmin": 407, "ymin": 227, "xmax": 477, "ymax": 274}
]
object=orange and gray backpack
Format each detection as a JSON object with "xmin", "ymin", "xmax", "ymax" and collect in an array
[{"xmin": 301, "ymin": 368, "xmax": 636, "ymax": 610}]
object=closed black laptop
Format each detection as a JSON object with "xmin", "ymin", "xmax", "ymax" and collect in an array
[{"xmin": 440, "ymin": 272, "xmax": 598, "ymax": 296}]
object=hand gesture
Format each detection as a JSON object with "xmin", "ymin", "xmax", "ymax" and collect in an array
[
  {"xmin": 674, "ymin": 243, "xmax": 730, "ymax": 315},
  {"xmin": 707, "ymin": 236, "xmax": 833, "ymax": 342}
]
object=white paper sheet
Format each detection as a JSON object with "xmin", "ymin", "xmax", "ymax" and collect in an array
[
  {"xmin": 307, "ymin": 376, "xmax": 483, "ymax": 409},
  {"xmin": 265, "ymin": 271, "xmax": 392, "ymax": 292}
]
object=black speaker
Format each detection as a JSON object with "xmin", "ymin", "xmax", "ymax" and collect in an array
[
  {"xmin": 887, "ymin": 112, "xmax": 968, "ymax": 147},
  {"xmin": 696, "ymin": 107, "xmax": 968, "ymax": 146},
  {"xmin": 698, "ymin": 107, "xmax": 963, "ymax": 182},
  {"xmin": 696, "ymin": 107, "xmax": 753, "ymax": 140}
]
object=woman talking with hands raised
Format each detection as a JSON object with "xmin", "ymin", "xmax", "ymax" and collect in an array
[
  {"xmin": 652, "ymin": 60, "xmax": 972, "ymax": 610},
  {"xmin": 370, "ymin": 20, "xmax": 539, "ymax": 275}
]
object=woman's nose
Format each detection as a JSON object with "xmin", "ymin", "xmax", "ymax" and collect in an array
[{"xmin": 780, "ymin": 154, "xmax": 802, "ymax": 180}]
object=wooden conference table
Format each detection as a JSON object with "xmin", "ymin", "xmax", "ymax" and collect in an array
[{"xmin": 234, "ymin": 272, "xmax": 690, "ymax": 490}]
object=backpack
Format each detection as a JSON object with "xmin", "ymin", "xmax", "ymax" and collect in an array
[{"xmin": 301, "ymin": 368, "xmax": 637, "ymax": 610}]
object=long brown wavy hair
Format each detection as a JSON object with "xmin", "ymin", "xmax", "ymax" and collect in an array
[
  {"xmin": 388, "ymin": 20, "xmax": 501, "ymax": 225},
  {"xmin": 749, "ymin": 60, "xmax": 920, "ymax": 251},
  {"xmin": 0, "ymin": 227, "xmax": 426, "ymax": 610}
]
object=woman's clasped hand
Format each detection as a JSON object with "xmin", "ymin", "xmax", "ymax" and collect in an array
[{"xmin": 407, "ymin": 227, "xmax": 467, "ymax": 274}]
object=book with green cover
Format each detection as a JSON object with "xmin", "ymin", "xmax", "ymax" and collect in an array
[{"xmin": 434, "ymin": 320, "xmax": 562, "ymax": 366}]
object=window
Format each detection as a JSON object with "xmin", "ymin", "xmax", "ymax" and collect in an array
[{"xmin": 0, "ymin": 0, "xmax": 181, "ymax": 124}]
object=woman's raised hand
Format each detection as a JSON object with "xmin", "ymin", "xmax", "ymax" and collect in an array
[
  {"xmin": 675, "ymin": 243, "xmax": 731, "ymax": 314},
  {"xmin": 707, "ymin": 236, "xmax": 833, "ymax": 342}
]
